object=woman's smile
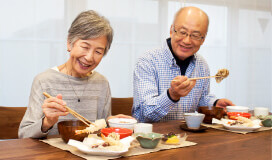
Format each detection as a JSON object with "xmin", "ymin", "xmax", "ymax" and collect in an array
[{"xmin": 77, "ymin": 59, "xmax": 91, "ymax": 70}]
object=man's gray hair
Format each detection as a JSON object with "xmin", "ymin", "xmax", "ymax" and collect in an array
[{"xmin": 68, "ymin": 10, "xmax": 113, "ymax": 55}]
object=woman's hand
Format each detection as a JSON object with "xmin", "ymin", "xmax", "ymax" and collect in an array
[
  {"xmin": 106, "ymin": 114, "xmax": 135, "ymax": 122},
  {"xmin": 41, "ymin": 94, "xmax": 69, "ymax": 132}
]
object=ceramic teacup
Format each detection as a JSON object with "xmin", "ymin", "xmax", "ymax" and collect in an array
[
  {"xmin": 134, "ymin": 123, "xmax": 153, "ymax": 133},
  {"xmin": 254, "ymin": 107, "xmax": 269, "ymax": 117},
  {"xmin": 184, "ymin": 113, "xmax": 205, "ymax": 129}
]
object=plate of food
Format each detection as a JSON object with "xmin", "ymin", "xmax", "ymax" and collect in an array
[
  {"xmin": 68, "ymin": 133, "xmax": 134, "ymax": 156},
  {"xmin": 213, "ymin": 117, "xmax": 262, "ymax": 132}
]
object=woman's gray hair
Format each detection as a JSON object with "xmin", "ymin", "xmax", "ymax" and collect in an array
[{"xmin": 68, "ymin": 10, "xmax": 113, "ymax": 55}]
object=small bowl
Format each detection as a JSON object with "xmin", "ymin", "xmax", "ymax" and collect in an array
[
  {"xmin": 101, "ymin": 127, "xmax": 133, "ymax": 139},
  {"xmin": 184, "ymin": 113, "xmax": 205, "ymax": 129},
  {"xmin": 108, "ymin": 118, "xmax": 137, "ymax": 130},
  {"xmin": 259, "ymin": 115, "xmax": 272, "ymax": 127},
  {"xmin": 58, "ymin": 120, "xmax": 88, "ymax": 143},
  {"xmin": 227, "ymin": 112, "xmax": 251, "ymax": 120},
  {"xmin": 135, "ymin": 132, "xmax": 162, "ymax": 149},
  {"xmin": 198, "ymin": 106, "xmax": 225, "ymax": 124},
  {"xmin": 226, "ymin": 106, "xmax": 249, "ymax": 113},
  {"xmin": 261, "ymin": 119, "xmax": 272, "ymax": 127},
  {"xmin": 134, "ymin": 123, "xmax": 153, "ymax": 133}
]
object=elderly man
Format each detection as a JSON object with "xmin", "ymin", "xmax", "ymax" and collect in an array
[{"xmin": 133, "ymin": 6, "xmax": 234, "ymax": 122}]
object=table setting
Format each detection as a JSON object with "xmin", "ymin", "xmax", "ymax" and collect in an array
[
  {"xmin": 195, "ymin": 106, "xmax": 272, "ymax": 134},
  {"xmin": 1, "ymin": 117, "xmax": 271, "ymax": 160},
  {"xmin": 41, "ymin": 117, "xmax": 197, "ymax": 160},
  {"xmin": 39, "ymin": 96, "xmax": 272, "ymax": 160}
]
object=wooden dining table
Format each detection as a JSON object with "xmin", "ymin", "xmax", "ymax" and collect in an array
[{"xmin": 0, "ymin": 120, "xmax": 271, "ymax": 160}]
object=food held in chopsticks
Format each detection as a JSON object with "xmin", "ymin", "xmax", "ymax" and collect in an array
[
  {"xmin": 215, "ymin": 68, "xmax": 229, "ymax": 83},
  {"xmin": 75, "ymin": 119, "xmax": 107, "ymax": 135},
  {"xmin": 186, "ymin": 68, "xmax": 229, "ymax": 82}
]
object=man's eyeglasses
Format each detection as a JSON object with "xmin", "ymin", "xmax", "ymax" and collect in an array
[{"xmin": 173, "ymin": 26, "xmax": 204, "ymax": 41}]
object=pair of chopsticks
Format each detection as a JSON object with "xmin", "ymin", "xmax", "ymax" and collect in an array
[
  {"xmin": 43, "ymin": 92, "xmax": 93, "ymax": 127},
  {"xmin": 172, "ymin": 75, "xmax": 220, "ymax": 82}
]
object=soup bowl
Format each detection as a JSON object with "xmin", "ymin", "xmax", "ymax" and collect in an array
[
  {"xmin": 58, "ymin": 120, "xmax": 88, "ymax": 143},
  {"xmin": 198, "ymin": 106, "xmax": 225, "ymax": 124}
]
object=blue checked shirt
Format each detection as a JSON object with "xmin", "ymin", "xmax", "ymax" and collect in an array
[{"xmin": 132, "ymin": 40, "xmax": 217, "ymax": 122}]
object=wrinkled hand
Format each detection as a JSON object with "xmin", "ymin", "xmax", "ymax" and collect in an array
[
  {"xmin": 106, "ymin": 114, "xmax": 135, "ymax": 122},
  {"xmin": 169, "ymin": 76, "xmax": 196, "ymax": 101},
  {"xmin": 216, "ymin": 98, "xmax": 235, "ymax": 112},
  {"xmin": 41, "ymin": 94, "xmax": 69, "ymax": 132}
]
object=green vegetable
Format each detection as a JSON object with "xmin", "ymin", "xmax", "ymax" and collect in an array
[{"xmin": 262, "ymin": 119, "xmax": 272, "ymax": 127}]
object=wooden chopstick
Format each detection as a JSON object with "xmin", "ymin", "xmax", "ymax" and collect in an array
[
  {"xmin": 43, "ymin": 92, "xmax": 92, "ymax": 127},
  {"xmin": 172, "ymin": 76, "xmax": 220, "ymax": 82},
  {"xmin": 188, "ymin": 75, "xmax": 220, "ymax": 80}
]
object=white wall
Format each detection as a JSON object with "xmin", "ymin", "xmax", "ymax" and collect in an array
[{"xmin": 0, "ymin": 0, "xmax": 271, "ymax": 111}]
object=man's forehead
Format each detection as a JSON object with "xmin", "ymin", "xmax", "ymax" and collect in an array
[{"xmin": 174, "ymin": 11, "xmax": 208, "ymax": 33}]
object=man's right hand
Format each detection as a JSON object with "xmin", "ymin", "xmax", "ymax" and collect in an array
[
  {"xmin": 169, "ymin": 76, "xmax": 196, "ymax": 101},
  {"xmin": 41, "ymin": 94, "xmax": 69, "ymax": 132}
]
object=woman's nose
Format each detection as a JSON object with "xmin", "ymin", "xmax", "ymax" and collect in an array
[{"xmin": 85, "ymin": 51, "xmax": 94, "ymax": 62}]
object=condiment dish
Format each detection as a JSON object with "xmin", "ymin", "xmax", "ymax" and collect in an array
[{"xmin": 135, "ymin": 132, "xmax": 162, "ymax": 149}]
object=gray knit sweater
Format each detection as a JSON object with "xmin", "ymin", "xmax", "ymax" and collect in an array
[{"xmin": 18, "ymin": 69, "xmax": 111, "ymax": 138}]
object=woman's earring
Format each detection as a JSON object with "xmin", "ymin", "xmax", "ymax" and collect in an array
[{"xmin": 67, "ymin": 49, "xmax": 71, "ymax": 52}]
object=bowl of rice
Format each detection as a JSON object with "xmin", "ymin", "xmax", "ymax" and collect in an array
[
  {"xmin": 108, "ymin": 118, "xmax": 137, "ymax": 130},
  {"xmin": 226, "ymin": 106, "xmax": 249, "ymax": 113}
]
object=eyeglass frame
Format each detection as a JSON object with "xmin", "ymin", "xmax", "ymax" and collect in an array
[{"xmin": 172, "ymin": 26, "xmax": 205, "ymax": 41}]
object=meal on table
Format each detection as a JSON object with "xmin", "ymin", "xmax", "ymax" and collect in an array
[
  {"xmin": 227, "ymin": 116, "xmax": 254, "ymax": 127},
  {"xmin": 87, "ymin": 133, "xmax": 126, "ymax": 151}
]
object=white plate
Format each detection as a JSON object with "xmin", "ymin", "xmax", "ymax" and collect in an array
[
  {"xmin": 223, "ymin": 124, "xmax": 261, "ymax": 132},
  {"xmin": 212, "ymin": 118, "xmax": 262, "ymax": 132},
  {"xmin": 68, "ymin": 136, "xmax": 134, "ymax": 156}
]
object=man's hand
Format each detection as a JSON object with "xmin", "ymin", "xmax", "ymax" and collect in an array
[
  {"xmin": 169, "ymin": 76, "xmax": 196, "ymax": 101},
  {"xmin": 216, "ymin": 98, "xmax": 235, "ymax": 108}
]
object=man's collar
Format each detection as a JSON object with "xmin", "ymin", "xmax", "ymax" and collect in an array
[{"xmin": 165, "ymin": 38, "xmax": 195, "ymax": 66}]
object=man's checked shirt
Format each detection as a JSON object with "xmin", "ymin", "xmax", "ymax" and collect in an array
[{"xmin": 132, "ymin": 39, "xmax": 217, "ymax": 122}]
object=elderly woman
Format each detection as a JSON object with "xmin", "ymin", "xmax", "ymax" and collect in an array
[{"xmin": 19, "ymin": 10, "xmax": 131, "ymax": 138}]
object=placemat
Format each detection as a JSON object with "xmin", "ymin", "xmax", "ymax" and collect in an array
[
  {"xmin": 202, "ymin": 123, "xmax": 272, "ymax": 134},
  {"xmin": 41, "ymin": 138, "xmax": 197, "ymax": 160}
]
